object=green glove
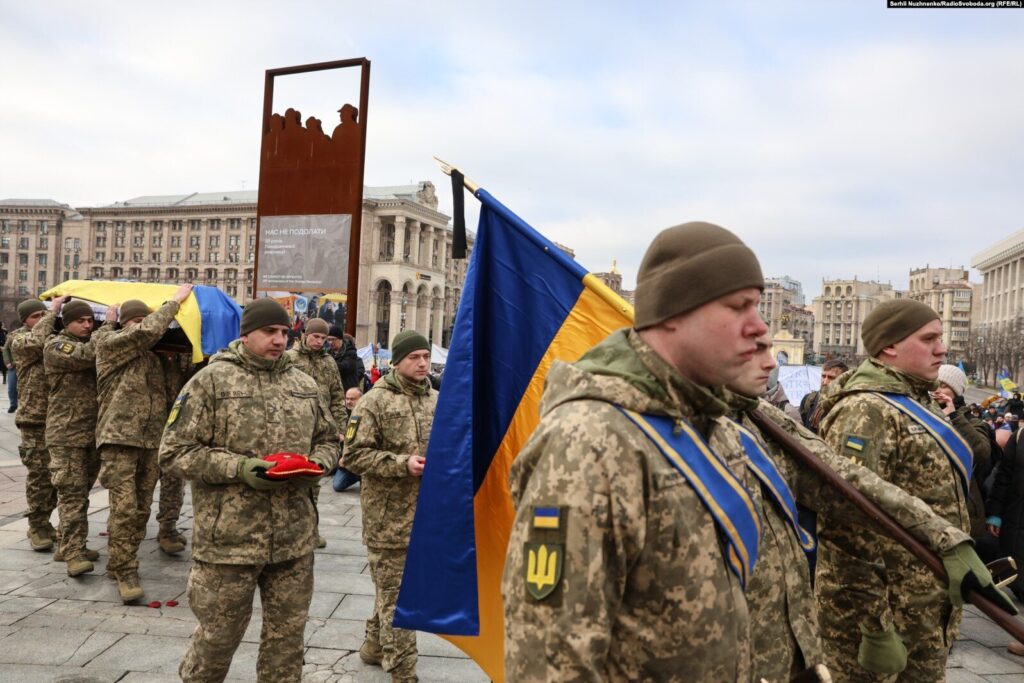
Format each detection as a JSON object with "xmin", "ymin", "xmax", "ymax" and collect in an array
[
  {"xmin": 288, "ymin": 458, "xmax": 329, "ymax": 490},
  {"xmin": 941, "ymin": 542, "xmax": 1019, "ymax": 615},
  {"xmin": 238, "ymin": 458, "xmax": 287, "ymax": 492},
  {"xmin": 857, "ymin": 625, "xmax": 907, "ymax": 674}
]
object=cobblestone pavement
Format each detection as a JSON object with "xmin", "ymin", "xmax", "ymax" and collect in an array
[{"xmin": 0, "ymin": 386, "xmax": 1021, "ymax": 681}]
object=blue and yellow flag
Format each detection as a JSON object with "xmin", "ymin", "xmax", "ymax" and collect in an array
[
  {"xmin": 393, "ymin": 189, "xmax": 632, "ymax": 681},
  {"xmin": 40, "ymin": 280, "xmax": 242, "ymax": 362}
]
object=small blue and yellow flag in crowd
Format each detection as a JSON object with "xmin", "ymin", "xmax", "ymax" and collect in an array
[{"xmin": 393, "ymin": 187, "xmax": 633, "ymax": 681}]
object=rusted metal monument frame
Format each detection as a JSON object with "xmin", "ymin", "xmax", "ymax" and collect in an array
[{"xmin": 254, "ymin": 57, "xmax": 371, "ymax": 337}]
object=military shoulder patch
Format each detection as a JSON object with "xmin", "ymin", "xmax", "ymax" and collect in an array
[
  {"xmin": 532, "ymin": 506, "xmax": 562, "ymax": 530},
  {"xmin": 56, "ymin": 341, "xmax": 74, "ymax": 355},
  {"xmin": 524, "ymin": 542, "xmax": 563, "ymax": 600},
  {"xmin": 345, "ymin": 415, "xmax": 361, "ymax": 441},
  {"xmin": 166, "ymin": 394, "xmax": 188, "ymax": 427},
  {"xmin": 844, "ymin": 435, "xmax": 865, "ymax": 452},
  {"xmin": 907, "ymin": 424, "xmax": 926, "ymax": 435}
]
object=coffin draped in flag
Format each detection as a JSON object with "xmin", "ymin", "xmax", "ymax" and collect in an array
[
  {"xmin": 40, "ymin": 280, "xmax": 242, "ymax": 362},
  {"xmin": 393, "ymin": 188, "xmax": 633, "ymax": 681}
]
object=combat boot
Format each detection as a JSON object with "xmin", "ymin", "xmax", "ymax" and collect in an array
[
  {"xmin": 317, "ymin": 535, "xmax": 327, "ymax": 549},
  {"xmin": 358, "ymin": 639, "xmax": 383, "ymax": 665},
  {"xmin": 66, "ymin": 557, "xmax": 94, "ymax": 577},
  {"xmin": 391, "ymin": 673, "xmax": 419, "ymax": 683},
  {"xmin": 158, "ymin": 532, "xmax": 186, "ymax": 555},
  {"xmin": 27, "ymin": 528, "xmax": 53, "ymax": 551},
  {"xmin": 54, "ymin": 547, "xmax": 100, "ymax": 562},
  {"xmin": 116, "ymin": 573, "xmax": 144, "ymax": 603}
]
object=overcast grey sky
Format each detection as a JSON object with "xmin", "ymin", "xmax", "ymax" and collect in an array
[{"xmin": 2, "ymin": 1, "xmax": 1023, "ymax": 297}]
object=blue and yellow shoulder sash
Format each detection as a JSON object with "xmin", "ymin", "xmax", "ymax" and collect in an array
[
  {"xmin": 728, "ymin": 418, "xmax": 816, "ymax": 552},
  {"xmin": 615, "ymin": 407, "xmax": 761, "ymax": 587},
  {"xmin": 875, "ymin": 392, "xmax": 973, "ymax": 489}
]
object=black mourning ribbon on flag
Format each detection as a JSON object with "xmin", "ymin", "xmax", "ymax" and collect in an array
[{"xmin": 451, "ymin": 169, "xmax": 467, "ymax": 259}]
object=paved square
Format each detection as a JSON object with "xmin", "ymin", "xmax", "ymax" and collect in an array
[{"xmin": 0, "ymin": 387, "xmax": 1020, "ymax": 681}]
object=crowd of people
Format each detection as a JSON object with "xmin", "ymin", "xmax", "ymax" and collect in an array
[{"xmin": 8, "ymin": 220, "xmax": 1024, "ymax": 682}]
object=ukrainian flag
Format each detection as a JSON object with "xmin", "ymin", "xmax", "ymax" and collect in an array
[
  {"xmin": 393, "ymin": 188, "xmax": 633, "ymax": 681},
  {"xmin": 40, "ymin": 280, "xmax": 242, "ymax": 363}
]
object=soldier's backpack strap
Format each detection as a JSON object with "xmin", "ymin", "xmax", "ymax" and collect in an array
[
  {"xmin": 875, "ymin": 392, "xmax": 974, "ymax": 490},
  {"xmin": 726, "ymin": 418, "xmax": 816, "ymax": 552},
  {"xmin": 614, "ymin": 406, "xmax": 761, "ymax": 587}
]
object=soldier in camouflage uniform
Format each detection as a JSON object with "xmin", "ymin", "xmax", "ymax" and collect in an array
[
  {"xmin": 504, "ymin": 223, "xmax": 774, "ymax": 682},
  {"xmin": 45, "ymin": 299, "xmax": 104, "ymax": 577},
  {"xmin": 95, "ymin": 286, "xmax": 192, "ymax": 602},
  {"xmin": 817, "ymin": 300, "xmax": 1016, "ymax": 681},
  {"xmin": 10, "ymin": 297, "xmax": 63, "ymax": 550},
  {"xmin": 159, "ymin": 298, "xmax": 338, "ymax": 682},
  {"xmin": 285, "ymin": 317, "xmax": 346, "ymax": 549},
  {"xmin": 344, "ymin": 330, "xmax": 436, "ymax": 683},
  {"xmin": 724, "ymin": 332, "xmax": 1002, "ymax": 682},
  {"xmin": 156, "ymin": 350, "xmax": 194, "ymax": 555}
]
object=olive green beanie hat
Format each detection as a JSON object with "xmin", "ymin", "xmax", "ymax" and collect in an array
[
  {"xmin": 17, "ymin": 299, "xmax": 46, "ymax": 322},
  {"xmin": 634, "ymin": 221, "xmax": 764, "ymax": 329},
  {"xmin": 862, "ymin": 299, "xmax": 940, "ymax": 356},
  {"xmin": 119, "ymin": 299, "xmax": 151, "ymax": 322},
  {"xmin": 240, "ymin": 298, "xmax": 290, "ymax": 335},
  {"xmin": 305, "ymin": 318, "xmax": 330, "ymax": 336},
  {"xmin": 391, "ymin": 330, "xmax": 430, "ymax": 365},
  {"xmin": 61, "ymin": 300, "xmax": 94, "ymax": 322}
]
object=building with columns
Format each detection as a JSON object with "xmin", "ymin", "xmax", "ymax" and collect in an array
[
  {"xmin": 812, "ymin": 278, "xmax": 903, "ymax": 359},
  {"xmin": 906, "ymin": 266, "xmax": 974, "ymax": 358},
  {"xmin": 358, "ymin": 183, "xmax": 473, "ymax": 349},
  {"xmin": 0, "ymin": 182, "xmax": 474, "ymax": 348},
  {"xmin": 972, "ymin": 231, "xmax": 1024, "ymax": 329}
]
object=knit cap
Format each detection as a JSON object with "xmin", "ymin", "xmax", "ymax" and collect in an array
[
  {"xmin": 391, "ymin": 330, "xmax": 429, "ymax": 365},
  {"xmin": 634, "ymin": 222, "xmax": 763, "ymax": 329},
  {"xmin": 937, "ymin": 364, "xmax": 967, "ymax": 397},
  {"xmin": 862, "ymin": 300, "xmax": 940, "ymax": 357},
  {"xmin": 119, "ymin": 299, "xmax": 151, "ymax": 322},
  {"xmin": 305, "ymin": 318, "xmax": 330, "ymax": 336},
  {"xmin": 61, "ymin": 300, "xmax": 94, "ymax": 322},
  {"xmin": 17, "ymin": 299, "xmax": 46, "ymax": 322},
  {"xmin": 240, "ymin": 299, "xmax": 290, "ymax": 335}
]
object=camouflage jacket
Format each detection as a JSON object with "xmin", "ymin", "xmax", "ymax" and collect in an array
[
  {"xmin": 158, "ymin": 340, "xmax": 339, "ymax": 565},
  {"xmin": 342, "ymin": 371, "xmax": 437, "ymax": 549},
  {"xmin": 10, "ymin": 312, "xmax": 57, "ymax": 428},
  {"xmin": 44, "ymin": 329, "xmax": 99, "ymax": 447},
  {"xmin": 286, "ymin": 340, "xmax": 347, "ymax": 429},
  {"xmin": 503, "ymin": 329, "xmax": 751, "ymax": 683},
  {"xmin": 725, "ymin": 393, "xmax": 973, "ymax": 681},
  {"xmin": 817, "ymin": 358, "xmax": 971, "ymax": 635},
  {"xmin": 95, "ymin": 301, "xmax": 179, "ymax": 450}
]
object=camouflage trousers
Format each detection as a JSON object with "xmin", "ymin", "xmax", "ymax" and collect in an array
[
  {"xmin": 180, "ymin": 553, "xmax": 314, "ymax": 683},
  {"xmin": 818, "ymin": 583, "xmax": 960, "ymax": 682},
  {"xmin": 366, "ymin": 546, "xmax": 417, "ymax": 677},
  {"xmin": 19, "ymin": 426, "xmax": 57, "ymax": 533},
  {"xmin": 156, "ymin": 468, "xmax": 184, "ymax": 537},
  {"xmin": 48, "ymin": 445, "xmax": 100, "ymax": 562},
  {"xmin": 98, "ymin": 445, "xmax": 159, "ymax": 577}
]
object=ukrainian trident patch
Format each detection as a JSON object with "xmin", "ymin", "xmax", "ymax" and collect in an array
[
  {"xmin": 166, "ymin": 394, "xmax": 188, "ymax": 427},
  {"xmin": 524, "ymin": 542, "xmax": 563, "ymax": 600}
]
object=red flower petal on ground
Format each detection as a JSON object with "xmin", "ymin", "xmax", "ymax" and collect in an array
[
  {"xmin": 147, "ymin": 601, "xmax": 162, "ymax": 609},
  {"xmin": 165, "ymin": 600, "xmax": 179, "ymax": 607}
]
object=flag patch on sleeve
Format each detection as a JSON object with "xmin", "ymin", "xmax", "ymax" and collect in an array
[
  {"xmin": 532, "ymin": 507, "xmax": 561, "ymax": 530},
  {"xmin": 844, "ymin": 436, "xmax": 865, "ymax": 452}
]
